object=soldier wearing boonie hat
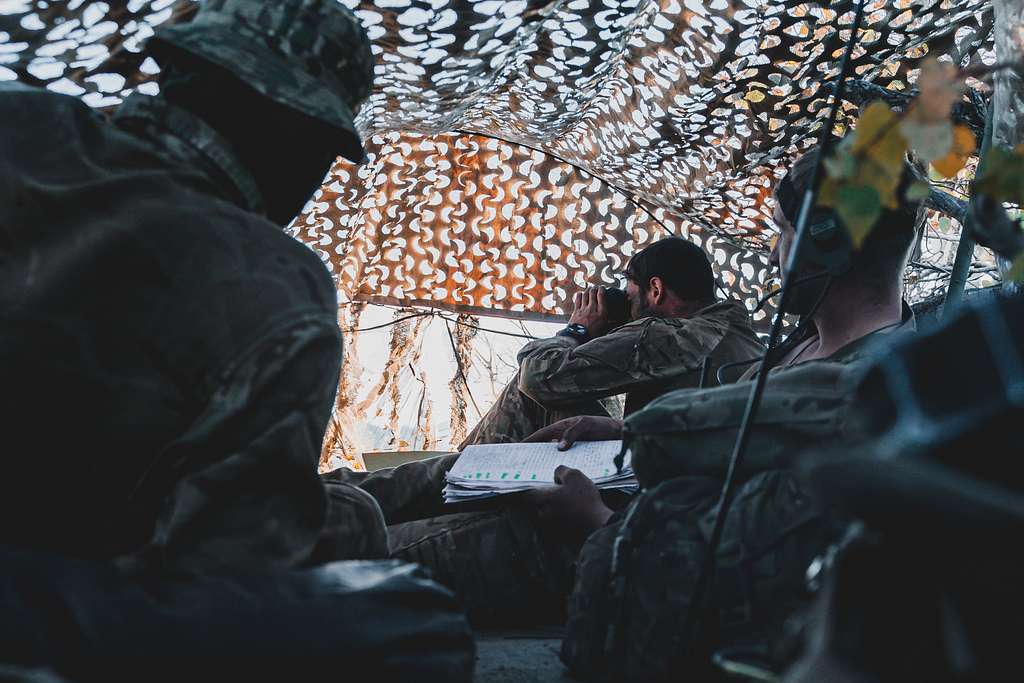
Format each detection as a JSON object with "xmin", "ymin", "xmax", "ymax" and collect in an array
[
  {"xmin": 148, "ymin": 0, "xmax": 374, "ymax": 163},
  {"xmin": 0, "ymin": 0, "xmax": 384, "ymax": 574}
]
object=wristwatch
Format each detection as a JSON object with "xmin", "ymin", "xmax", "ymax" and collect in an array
[{"xmin": 557, "ymin": 323, "xmax": 590, "ymax": 343}]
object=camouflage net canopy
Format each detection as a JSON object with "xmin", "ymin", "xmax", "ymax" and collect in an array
[
  {"xmin": 0, "ymin": 0, "xmax": 1003, "ymax": 459},
  {"xmin": 0, "ymin": 0, "xmax": 1001, "ymax": 327},
  {"xmin": 293, "ymin": 0, "xmax": 1000, "ymax": 320}
]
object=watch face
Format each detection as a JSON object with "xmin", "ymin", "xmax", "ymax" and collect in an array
[{"xmin": 559, "ymin": 323, "xmax": 588, "ymax": 340}]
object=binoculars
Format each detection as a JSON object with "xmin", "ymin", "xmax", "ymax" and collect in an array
[{"xmin": 603, "ymin": 286, "xmax": 630, "ymax": 324}]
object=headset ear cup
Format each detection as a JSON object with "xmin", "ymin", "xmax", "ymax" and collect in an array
[{"xmin": 802, "ymin": 208, "xmax": 852, "ymax": 276}]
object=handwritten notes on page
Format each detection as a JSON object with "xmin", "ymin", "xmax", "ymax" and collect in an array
[{"xmin": 443, "ymin": 440, "xmax": 636, "ymax": 502}]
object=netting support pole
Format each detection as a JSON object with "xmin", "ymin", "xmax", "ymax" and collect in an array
[
  {"xmin": 945, "ymin": 52, "xmax": 999, "ymax": 317},
  {"xmin": 944, "ymin": 231, "xmax": 976, "ymax": 313},
  {"xmin": 946, "ymin": 0, "xmax": 1022, "ymax": 315}
]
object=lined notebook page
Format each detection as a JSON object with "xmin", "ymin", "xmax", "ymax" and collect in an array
[{"xmin": 447, "ymin": 440, "xmax": 627, "ymax": 484}]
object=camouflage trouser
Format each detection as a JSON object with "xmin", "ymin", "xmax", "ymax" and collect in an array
[
  {"xmin": 324, "ymin": 453, "xmax": 580, "ymax": 625},
  {"xmin": 388, "ymin": 508, "xmax": 578, "ymax": 626},
  {"xmin": 461, "ymin": 371, "xmax": 620, "ymax": 448},
  {"xmin": 323, "ymin": 375, "xmax": 626, "ymax": 625},
  {"xmin": 323, "ymin": 453, "xmax": 458, "ymax": 524},
  {"xmin": 306, "ymin": 481, "xmax": 390, "ymax": 565}
]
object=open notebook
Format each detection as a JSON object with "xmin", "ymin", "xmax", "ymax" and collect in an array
[{"xmin": 443, "ymin": 440, "xmax": 637, "ymax": 503}]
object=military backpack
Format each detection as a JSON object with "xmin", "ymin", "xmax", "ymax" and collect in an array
[{"xmin": 561, "ymin": 470, "xmax": 832, "ymax": 681}]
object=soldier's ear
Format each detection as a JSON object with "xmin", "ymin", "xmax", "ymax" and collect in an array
[{"xmin": 648, "ymin": 276, "xmax": 665, "ymax": 304}]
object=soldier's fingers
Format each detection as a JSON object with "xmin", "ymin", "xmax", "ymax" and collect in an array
[
  {"xmin": 553, "ymin": 465, "xmax": 578, "ymax": 485},
  {"xmin": 572, "ymin": 291, "xmax": 583, "ymax": 311},
  {"xmin": 525, "ymin": 425, "xmax": 560, "ymax": 443},
  {"xmin": 558, "ymin": 421, "xmax": 581, "ymax": 450},
  {"xmin": 595, "ymin": 286, "xmax": 606, "ymax": 313},
  {"xmin": 561, "ymin": 415, "xmax": 602, "ymax": 449},
  {"xmin": 554, "ymin": 466, "xmax": 589, "ymax": 490},
  {"xmin": 526, "ymin": 419, "xmax": 573, "ymax": 443}
]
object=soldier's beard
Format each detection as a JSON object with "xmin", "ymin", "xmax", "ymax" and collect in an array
[{"xmin": 629, "ymin": 295, "xmax": 656, "ymax": 321}]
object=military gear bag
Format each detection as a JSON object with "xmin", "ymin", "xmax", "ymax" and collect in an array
[
  {"xmin": 561, "ymin": 471, "xmax": 832, "ymax": 681},
  {"xmin": 0, "ymin": 545, "xmax": 474, "ymax": 682}
]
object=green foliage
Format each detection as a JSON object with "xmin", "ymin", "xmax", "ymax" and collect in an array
[
  {"xmin": 819, "ymin": 101, "xmax": 908, "ymax": 246},
  {"xmin": 974, "ymin": 146, "xmax": 1024, "ymax": 205},
  {"xmin": 1007, "ymin": 255, "xmax": 1024, "ymax": 284},
  {"xmin": 975, "ymin": 146, "xmax": 1024, "ymax": 284},
  {"xmin": 819, "ymin": 57, "xmax": 976, "ymax": 247},
  {"xmin": 835, "ymin": 184, "xmax": 883, "ymax": 246},
  {"xmin": 905, "ymin": 181, "xmax": 931, "ymax": 202}
]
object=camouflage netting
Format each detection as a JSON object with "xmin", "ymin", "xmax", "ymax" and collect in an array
[
  {"xmin": 0, "ymin": 0, "xmax": 1001, "ymax": 325},
  {"xmin": 0, "ymin": 0, "xmax": 1004, "ymax": 457}
]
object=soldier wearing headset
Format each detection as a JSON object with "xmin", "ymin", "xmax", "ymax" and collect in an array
[
  {"xmin": 535, "ymin": 144, "xmax": 922, "ymax": 459},
  {"xmin": 541, "ymin": 144, "xmax": 927, "ymax": 677}
]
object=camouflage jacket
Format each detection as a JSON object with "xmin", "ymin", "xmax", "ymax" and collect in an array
[
  {"xmin": 625, "ymin": 308, "xmax": 916, "ymax": 488},
  {"xmin": 517, "ymin": 301, "xmax": 764, "ymax": 416},
  {"xmin": 0, "ymin": 84, "xmax": 340, "ymax": 574}
]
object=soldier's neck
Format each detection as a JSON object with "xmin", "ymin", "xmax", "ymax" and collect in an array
[
  {"xmin": 113, "ymin": 93, "xmax": 265, "ymax": 214},
  {"xmin": 808, "ymin": 284, "xmax": 903, "ymax": 361}
]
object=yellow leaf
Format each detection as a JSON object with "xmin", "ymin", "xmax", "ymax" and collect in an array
[
  {"xmin": 823, "ymin": 149, "xmax": 855, "ymax": 180},
  {"xmin": 932, "ymin": 125, "xmax": 976, "ymax": 177},
  {"xmin": 853, "ymin": 101, "xmax": 908, "ymax": 170},
  {"xmin": 854, "ymin": 156, "xmax": 901, "ymax": 209},
  {"xmin": 818, "ymin": 176, "xmax": 839, "ymax": 208},
  {"xmin": 745, "ymin": 90, "xmax": 766, "ymax": 103}
]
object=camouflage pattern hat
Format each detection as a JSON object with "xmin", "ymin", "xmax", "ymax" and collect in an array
[{"xmin": 150, "ymin": 0, "xmax": 374, "ymax": 163}]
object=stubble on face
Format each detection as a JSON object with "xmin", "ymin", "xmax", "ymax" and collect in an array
[{"xmin": 625, "ymin": 280, "xmax": 655, "ymax": 320}]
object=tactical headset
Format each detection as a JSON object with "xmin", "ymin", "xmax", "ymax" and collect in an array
[
  {"xmin": 773, "ymin": 152, "xmax": 925, "ymax": 279},
  {"xmin": 773, "ymin": 173, "xmax": 855, "ymax": 277}
]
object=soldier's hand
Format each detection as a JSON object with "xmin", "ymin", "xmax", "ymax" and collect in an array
[
  {"xmin": 524, "ymin": 466, "xmax": 614, "ymax": 540},
  {"xmin": 524, "ymin": 415, "xmax": 624, "ymax": 450},
  {"xmin": 568, "ymin": 286, "xmax": 612, "ymax": 338}
]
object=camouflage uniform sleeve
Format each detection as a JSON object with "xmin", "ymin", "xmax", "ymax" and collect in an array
[
  {"xmin": 126, "ymin": 314, "xmax": 342, "ymax": 575},
  {"xmin": 516, "ymin": 319, "xmax": 724, "ymax": 407},
  {"xmin": 624, "ymin": 359, "xmax": 867, "ymax": 489}
]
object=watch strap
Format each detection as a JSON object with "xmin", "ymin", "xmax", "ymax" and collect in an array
[{"xmin": 557, "ymin": 323, "xmax": 590, "ymax": 343}]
